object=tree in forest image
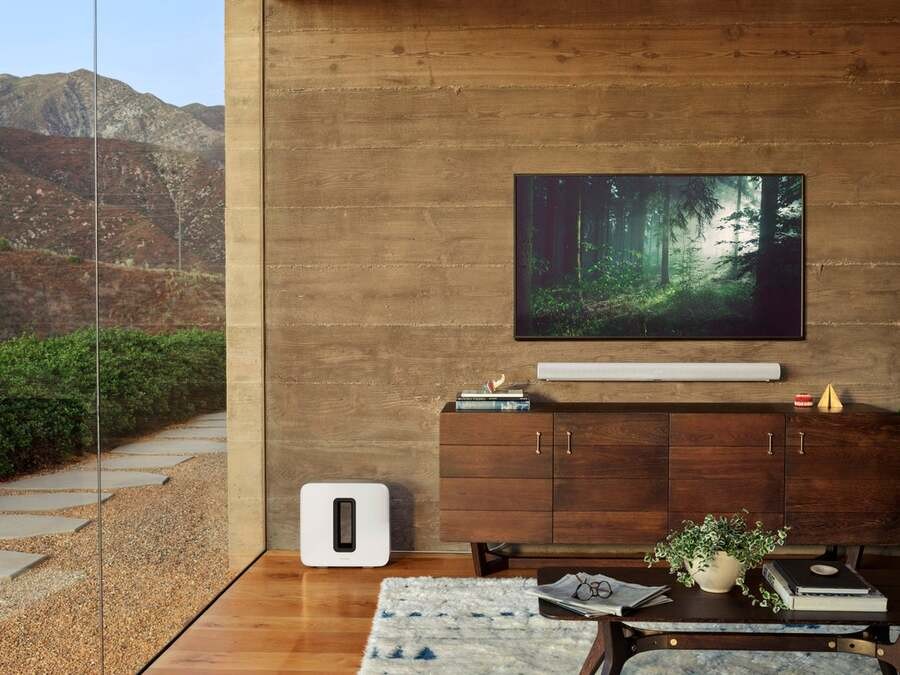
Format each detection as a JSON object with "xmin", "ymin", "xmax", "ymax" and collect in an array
[{"xmin": 515, "ymin": 174, "xmax": 804, "ymax": 338}]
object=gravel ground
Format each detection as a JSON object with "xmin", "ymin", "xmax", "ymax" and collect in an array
[{"xmin": 0, "ymin": 451, "xmax": 233, "ymax": 674}]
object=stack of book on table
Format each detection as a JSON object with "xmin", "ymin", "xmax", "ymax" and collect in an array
[
  {"xmin": 526, "ymin": 572, "xmax": 671, "ymax": 617},
  {"xmin": 455, "ymin": 389, "xmax": 530, "ymax": 412},
  {"xmin": 762, "ymin": 559, "xmax": 887, "ymax": 611}
]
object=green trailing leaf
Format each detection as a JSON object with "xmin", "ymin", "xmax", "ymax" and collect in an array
[{"xmin": 644, "ymin": 511, "xmax": 790, "ymax": 613}]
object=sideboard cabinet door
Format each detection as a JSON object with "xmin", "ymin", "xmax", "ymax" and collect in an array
[
  {"xmin": 553, "ymin": 413, "xmax": 668, "ymax": 543},
  {"xmin": 669, "ymin": 414, "xmax": 785, "ymax": 532},
  {"xmin": 786, "ymin": 413, "xmax": 900, "ymax": 544},
  {"xmin": 440, "ymin": 412, "xmax": 553, "ymax": 543}
]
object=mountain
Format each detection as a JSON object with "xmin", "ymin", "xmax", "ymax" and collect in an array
[
  {"xmin": 181, "ymin": 103, "xmax": 224, "ymax": 132},
  {"xmin": 0, "ymin": 248, "xmax": 224, "ymax": 340},
  {"xmin": 0, "ymin": 70, "xmax": 223, "ymax": 160},
  {"xmin": 0, "ymin": 127, "xmax": 223, "ymax": 271}
]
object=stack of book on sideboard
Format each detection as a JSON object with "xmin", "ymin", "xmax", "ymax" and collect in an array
[
  {"xmin": 762, "ymin": 559, "xmax": 887, "ymax": 611},
  {"xmin": 455, "ymin": 389, "xmax": 530, "ymax": 412}
]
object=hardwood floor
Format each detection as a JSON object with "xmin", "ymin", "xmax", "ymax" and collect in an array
[{"xmin": 146, "ymin": 551, "xmax": 532, "ymax": 673}]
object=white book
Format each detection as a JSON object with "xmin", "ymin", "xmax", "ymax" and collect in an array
[
  {"xmin": 762, "ymin": 563, "xmax": 887, "ymax": 612},
  {"xmin": 458, "ymin": 389, "xmax": 526, "ymax": 399}
]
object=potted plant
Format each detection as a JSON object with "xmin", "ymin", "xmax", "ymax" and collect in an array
[{"xmin": 644, "ymin": 512, "xmax": 789, "ymax": 612}]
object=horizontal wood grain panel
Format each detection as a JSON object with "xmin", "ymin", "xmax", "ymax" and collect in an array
[
  {"xmin": 670, "ymin": 512, "xmax": 784, "ymax": 532},
  {"xmin": 440, "ymin": 510, "xmax": 551, "ymax": 543},
  {"xmin": 554, "ymin": 445, "xmax": 667, "ymax": 479},
  {"xmin": 554, "ymin": 478, "xmax": 667, "ymax": 511},
  {"xmin": 266, "ymin": 0, "xmax": 900, "ymax": 31},
  {"xmin": 670, "ymin": 414, "xmax": 784, "ymax": 446},
  {"xmin": 266, "ymin": 264, "xmax": 510, "ymax": 325},
  {"xmin": 669, "ymin": 446, "xmax": 783, "ymax": 480},
  {"xmin": 264, "ymin": 205, "xmax": 900, "ymax": 266},
  {"xmin": 265, "ymin": 145, "xmax": 900, "ymax": 208},
  {"xmin": 786, "ymin": 480, "xmax": 900, "ymax": 512},
  {"xmin": 669, "ymin": 479, "xmax": 783, "ymax": 513},
  {"xmin": 440, "ymin": 478, "xmax": 552, "ymax": 511},
  {"xmin": 553, "ymin": 511, "xmax": 668, "ymax": 543},
  {"xmin": 786, "ymin": 512, "xmax": 900, "ymax": 545},
  {"xmin": 440, "ymin": 444, "xmax": 551, "ymax": 478},
  {"xmin": 787, "ymin": 413, "xmax": 900, "ymax": 447},
  {"xmin": 787, "ymin": 446, "xmax": 900, "ymax": 480},
  {"xmin": 266, "ymin": 84, "xmax": 900, "ymax": 148},
  {"xmin": 265, "ymin": 25, "xmax": 900, "ymax": 89},
  {"xmin": 440, "ymin": 413, "xmax": 552, "ymax": 445},
  {"xmin": 554, "ymin": 413, "xmax": 668, "ymax": 446},
  {"xmin": 265, "ymin": 326, "xmax": 898, "ymax": 389}
]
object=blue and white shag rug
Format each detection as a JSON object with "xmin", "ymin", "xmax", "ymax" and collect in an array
[{"xmin": 360, "ymin": 577, "xmax": 894, "ymax": 674}]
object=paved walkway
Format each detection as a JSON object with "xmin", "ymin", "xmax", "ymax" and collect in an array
[{"xmin": 0, "ymin": 412, "xmax": 226, "ymax": 580}]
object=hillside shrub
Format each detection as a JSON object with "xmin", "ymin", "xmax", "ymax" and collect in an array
[{"xmin": 0, "ymin": 328, "xmax": 224, "ymax": 479}]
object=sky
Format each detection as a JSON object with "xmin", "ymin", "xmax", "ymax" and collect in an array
[{"xmin": 0, "ymin": 0, "xmax": 224, "ymax": 106}]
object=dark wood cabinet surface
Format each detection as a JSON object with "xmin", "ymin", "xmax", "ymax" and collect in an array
[{"xmin": 439, "ymin": 402, "xmax": 900, "ymax": 550}]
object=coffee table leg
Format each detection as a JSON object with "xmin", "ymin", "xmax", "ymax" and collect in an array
[
  {"xmin": 580, "ymin": 622, "xmax": 631, "ymax": 675},
  {"xmin": 578, "ymin": 623, "xmax": 606, "ymax": 675}
]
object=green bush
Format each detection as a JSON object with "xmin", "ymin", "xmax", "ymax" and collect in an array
[{"xmin": 0, "ymin": 328, "xmax": 225, "ymax": 479}]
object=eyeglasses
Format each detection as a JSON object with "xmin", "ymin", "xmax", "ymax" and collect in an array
[{"xmin": 571, "ymin": 574, "xmax": 613, "ymax": 601}]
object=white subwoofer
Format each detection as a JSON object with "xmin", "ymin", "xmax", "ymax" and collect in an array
[{"xmin": 299, "ymin": 482, "xmax": 390, "ymax": 567}]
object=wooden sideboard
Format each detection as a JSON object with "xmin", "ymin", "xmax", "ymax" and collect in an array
[{"xmin": 439, "ymin": 402, "xmax": 900, "ymax": 575}]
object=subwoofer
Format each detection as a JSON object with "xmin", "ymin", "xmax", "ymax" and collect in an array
[{"xmin": 299, "ymin": 482, "xmax": 390, "ymax": 567}]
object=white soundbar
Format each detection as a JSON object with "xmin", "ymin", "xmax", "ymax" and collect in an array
[{"xmin": 536, "ymin": 362, "xmax": 781, "ymax": 382}]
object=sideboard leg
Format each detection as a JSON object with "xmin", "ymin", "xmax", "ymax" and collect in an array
[
  {"xmin": 470, "ymin": 543, "xmax": 509, "ymax": 576},
  {"xmin": 845, "ymin": 545, "xmax": 864, "ymax": 570}
]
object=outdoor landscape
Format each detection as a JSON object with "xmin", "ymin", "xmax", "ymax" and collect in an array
[
  {"xmin": 0, "ymin": 64, "xmax": 228, "ymax": 673},
  {"xmin": 515, "ymin": 174, "xmax": 804, "ymax": 339}
]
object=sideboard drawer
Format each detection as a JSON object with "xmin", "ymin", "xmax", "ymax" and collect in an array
[
  {"xmin": 554, "ymin": 413, "xmax": 668, "ymax": 446},
  {"xmin": 787, "ymin": 413, "xmax": 900, "ymax": 448},
  {"xmin": 670, "ymin": 414, "xmax": 784, "ymax": 447},
  {"xmin": 670, "ymin": 446, "xmax": 783, "ymax": 481},
  {"xmin": 441, "ymin": 445, "xmax": 552, "ymax": 478},
  {"xmin": 670, "ymin": 511, "xmax": 784, "ymax": 532},
  {"xmin": 440, "ymin": 478, "xmax": 552, "ymax": 511},
  {"xmin": 554, "ymin": 511, "xmax": 667, "ymax": 544},
  {"xmin": 670, "ymin": 478, "xmax": 783, "ymax": 513},
  {"xmin": 440, "ymin": 412, "xmax": 553, "ymax": 445}
]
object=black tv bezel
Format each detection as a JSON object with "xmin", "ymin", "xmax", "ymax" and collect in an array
[{"xmin": 512, "ymin": 172, "xmax": 806, "ymax": 341}]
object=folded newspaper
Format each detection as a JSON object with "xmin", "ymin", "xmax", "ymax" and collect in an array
[{"xmin": 527, "ymin": 573, "xmax": 672, "ymax": 617}]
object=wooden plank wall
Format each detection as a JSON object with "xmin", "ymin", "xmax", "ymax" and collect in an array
[{"xmin": 260, "ymin": 0, "xmax": 900, "ymax": 550}]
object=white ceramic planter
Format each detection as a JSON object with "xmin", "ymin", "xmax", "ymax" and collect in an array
[{"xmin": 687, "ymin": 551, "xmax": 742, "ymax": 593}]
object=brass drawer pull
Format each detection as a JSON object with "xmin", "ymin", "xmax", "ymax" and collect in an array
[
  {"xmin": 535, "ymin": 431, "xmax": 542, "ymax": 455},
  {"xmin": 767, "ymin": 432, "xmax": 774, "ymax": 455},
  {"xmin": 798, "ymin": 431, "xmax": 805, "ymax": 455},
  {"xmin": 566, "ymin": 430, "xmax": 573, "ymax": 455}
]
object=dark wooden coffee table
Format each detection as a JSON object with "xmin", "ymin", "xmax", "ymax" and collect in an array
[{"xmin": 537, "ymin": 567, "xmax": 900, "ymax": 675}]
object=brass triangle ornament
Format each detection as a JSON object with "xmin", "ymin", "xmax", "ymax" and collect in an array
[{"xmin": 817, "ymin": 383, "xmax": 843, "ymax": 411}]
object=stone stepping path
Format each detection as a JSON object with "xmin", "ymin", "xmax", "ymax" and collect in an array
[
  {"xmin": 0, "ymin": 515, "xmax": 90, "ymax": 540},
  {"xmin": 0, "ymin": 493, "xmax": 112, "ymax": 512},
  {"xmin": 101, "ymin": 455, "xmax": 193, "ymax": 470},
  {"xmin": 153, "ymin": 427, "xmax": 226, "ymax": 440},
  {"xmin": 113, "ymin": 439, "xmax": 226, "ymax": 455},
  {"xmin": 0, "ymin": 550, "xmax": 48, "ymax": 581},
  {"xmin": 2, "ymin": 470, "xmax": 168, "ymax": 491}
]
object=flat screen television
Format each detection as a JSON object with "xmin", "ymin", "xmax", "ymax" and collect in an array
[{"xmin": 514, "ymin": 174, "xmax": 804, "ymax": 340}]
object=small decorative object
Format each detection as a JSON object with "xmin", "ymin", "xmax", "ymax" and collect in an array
[
  {"xmin": 645, "ymin": 512, "xmax": 790, "ymax": 612},
  {"xmin": 793, "ymin": 392, "xmax": 814, "ymax": 407},
  {"xmin": 487, "ymin": 373, "xmax": 506, "ymax": 393},
  {"xmin": 817, "ymin": 383, "xmax": 843, "ymax": 411},
  {"xmin": 809, "ymin": 563, "xmax": 840, "ymax": 576}
]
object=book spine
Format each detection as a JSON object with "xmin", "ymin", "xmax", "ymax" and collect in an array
[
  {"xmin": 455, "ymin": 400, "xmax": 531, "ymax": 411},
  {"xmin": 762, "ymin": 564, "xmax": 795, "ymax": 610}
]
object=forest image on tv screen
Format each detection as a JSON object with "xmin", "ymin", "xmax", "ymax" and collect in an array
[{"xmin": 515, "ymin": 174, "xmax": 804, "ymax": 339}]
